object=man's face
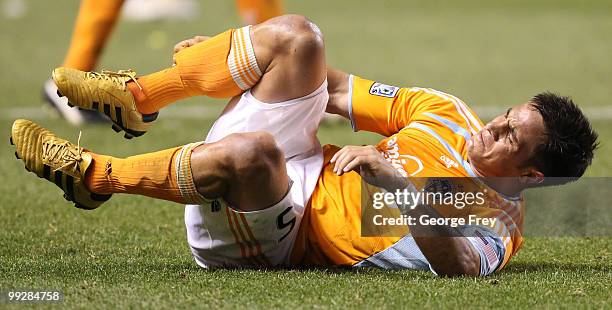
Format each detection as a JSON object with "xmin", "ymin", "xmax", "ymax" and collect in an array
[{"xmin": 467, "ymin": 102, "xmax": 546, "ymax": 177}]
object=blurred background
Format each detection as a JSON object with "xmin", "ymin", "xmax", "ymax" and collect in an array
[
  {"xmin": 0, "ymin": 1, "xmax": 610, "ymax": 307},
  {"xmin": 0, "ymin": 0, "xmax": 610, "ymax": 174}
]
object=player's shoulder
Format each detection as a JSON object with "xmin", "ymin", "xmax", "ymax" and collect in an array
[
  {"xmin": 408, "ymin": 88, "xmax": 482, "ymax": 124},
  {"xmin": 399, "ymin": 87, "xmax": 484, "ymax": 146}
]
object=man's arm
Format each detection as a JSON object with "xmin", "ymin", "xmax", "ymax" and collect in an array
[
  {"xmin": 325, "ymin": 67, "xmax": 351, "ymax": 119},
  {"xmin": 326, "ymin": 68, "xmax": 439, "ymax": 136},
  {"xmin": 331, "ymin": 145, "xmax": 481, "ymax": 277},
  {"xmin": 406, "ymin": 204, "xmax": 481, "ymax": 277}
]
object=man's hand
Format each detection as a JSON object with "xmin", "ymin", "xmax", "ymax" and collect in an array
[
  {"xmin": 172, "ymin": 36, "xmax": 210, "ymax": 64},
  {"xmin": 330, "ymin": 145, "xmax": 408, "ymax": 191},
  {"xmin": 332, "ymin": 146, "xmax": 481, "ymax": 276}
]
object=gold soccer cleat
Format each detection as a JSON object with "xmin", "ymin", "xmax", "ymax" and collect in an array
[
  {"xmin": 52, "ymin": 67, "xmax": 158, "ymax": 139},
  {"xmin": 10, "ymin": 119, "xmax": 112, "ymax": 210}
]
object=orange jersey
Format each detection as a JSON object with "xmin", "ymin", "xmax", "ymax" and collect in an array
[{"xmin": 291, "ymin": 75, "xmax": 524, "ymax": 275}]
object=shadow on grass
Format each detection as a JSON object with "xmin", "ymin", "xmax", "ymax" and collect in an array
[
  {"xmin": 502, "ymin": 261, "xmax": 610, "ymax": 274},
  {"xmin": 11, "ymin": 257, "xmax": 607, "ymax": 281}
]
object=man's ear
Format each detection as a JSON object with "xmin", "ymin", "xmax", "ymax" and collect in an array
[{"xmin": 519, "ymin": 168, "xmax": 544, "ymax": 186}]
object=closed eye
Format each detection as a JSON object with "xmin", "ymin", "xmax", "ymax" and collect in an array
[
  {"xmin": 506, "ymin": 121, "xmax": 515, "ymax": 144},
  {"xmin": 505, "ymin": 108, "xmax": 518, "ymax": 144}
]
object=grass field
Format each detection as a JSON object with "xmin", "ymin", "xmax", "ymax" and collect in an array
[{"xmin": 0, "ymin": 0, "xmax": 610, "ymax": 308}]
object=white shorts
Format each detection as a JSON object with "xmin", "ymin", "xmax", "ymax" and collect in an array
[{"xmin": 185, "ymin": 81, "xmax": 328, "ymax": 268}]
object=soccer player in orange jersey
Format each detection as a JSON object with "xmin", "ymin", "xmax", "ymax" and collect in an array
[
  {"xmin": 16, "ymin": 15, "xmax": 597, "ymax": 276},
  {"xmin": 43, "ymin": 0, "xmax": 283, "ymax": 125}
]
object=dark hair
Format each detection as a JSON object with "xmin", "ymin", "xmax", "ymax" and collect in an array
[{"xmin": 529, "ymin": 92, "xmax": 598, "ymax": 185}]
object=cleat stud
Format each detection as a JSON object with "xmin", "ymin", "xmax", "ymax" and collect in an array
[
  {"xmin": 91, "ymin": 192, "xmax": 112, "ymax": 202},
  {"xmin": 14, "ymin": 151, "xmax": 19, "ymax": 159},
  {"xmin": 125, "ymin": 129, "xmax": 146, "ymax": 137},
  {"xmin": 111, "ymin": 124, "xmax": 122, "ymax": 133},
  {"xmin": 67, "ymin": 102, "xmax": 74, "ymax": 108},
  {"xmin": 74, "ymin": 203, "xmax": 91, "ymax": 210},
  {"xmin": 124, "ymin": 133, "xmax": 134, "ymax": 139},
  {"xmin": 142, "ymin": 112, "xmax": 159, "ymax": 123},
  {"xmin": 56, "ymin": 90, "xmax": 63, "ymax": 97},
  {"xmin": 9, "ymin": 136, "xmax": 13, "ymax": 145}
]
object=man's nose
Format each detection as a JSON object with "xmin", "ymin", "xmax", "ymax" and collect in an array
[{"xmin": 486, "ymin": 118, "xmax": 505, "ymax": 140}]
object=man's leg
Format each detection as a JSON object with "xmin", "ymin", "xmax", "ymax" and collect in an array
[
  {"xmin": 86, "ymin": 132, "xmax": 289, "ymax": 211},
  {"xmin": 11, "ymin": 118, "xmax": 288, "ymax": 211},
  {"xmin": 52, "ymin": 15, "xmax": 325, "ymax": 137},
  {"xmin": 62, "ymin": 0, "xmax": 124, "ymax": 71},
  {"xmin": 132, "ymin": 14, "xmax": 325, "ymax": 112}
]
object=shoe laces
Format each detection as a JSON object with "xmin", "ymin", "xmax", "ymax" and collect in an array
[
  {"xmin": 86, "ymin": 69, "xmax": 143, "ymax": 91},
  {"xmin": 42, "ymin": 131, "xmax": 84, "ymax": 174}
]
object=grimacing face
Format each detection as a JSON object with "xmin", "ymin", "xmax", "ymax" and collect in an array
[{"xmin": 467, "ymin": 102, "xmax": 547, "ymax": 178}]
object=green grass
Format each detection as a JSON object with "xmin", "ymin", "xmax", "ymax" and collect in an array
[{"xmin": 0, "ymin": 0, "xmax": 610, "ymax": 308}]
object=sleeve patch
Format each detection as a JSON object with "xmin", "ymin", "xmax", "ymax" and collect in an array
[
  {"xmin": 369, "ymin": 82, "xmax": 400, "ymax": 98},
  {"xmin": 461, "ymin": 226, "xmax": 505, "ymax": 276}
]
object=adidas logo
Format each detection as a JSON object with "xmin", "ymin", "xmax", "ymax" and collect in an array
[{"xmin": 440, "ymin": 155, "xmax": 459, "ymax": 169}]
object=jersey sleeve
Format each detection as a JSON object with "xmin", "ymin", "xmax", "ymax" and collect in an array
[
  {"xmin": 418, "ymin": 178, "xmax": 518, "ymax": 276},
  {"xmin": 457, "ymin": 213, "xmax": 520, "ymax": 276},
  {"xmin": 463, "ymin": 226, "xmax": 505, "ymax": 276},
  {"xmin": 424, "ymin": 226, "xmax": 505, "ymax": 277},
  {"xmin": 348, "ymin": 75, "xmax": 444, "ymax": 136}
]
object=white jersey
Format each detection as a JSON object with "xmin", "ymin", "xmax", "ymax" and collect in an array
[{"xmin": 184, "ymin": 81, "xmax": 328, "ymax": 267}]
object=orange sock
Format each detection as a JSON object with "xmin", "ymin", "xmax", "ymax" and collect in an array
[
  {"xmin": 84, "ymin": 143, "xmax": 209, "ymax": 205},
  {"xmin": 129, "ymin": 26, "xmax": 263, "ymax": 115},
  {"xmin": 62, "ymin": 0, "xmax": 124, "ymax": 71},
  {"xmin": 236, "ymin": 0, "xmax": 283, "ymax": 24}
]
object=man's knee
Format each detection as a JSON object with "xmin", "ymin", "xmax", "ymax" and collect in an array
[
  {"xmin": 191, "ymin": 132, "xmax": 284, "ymax": 198},
  {"xmin": 220, "ymin": 132, "xmax": 284, "ymax": 179},
  {"xmin": 262, "ymin": 14, "xmax": 324, "ymax": 57}
]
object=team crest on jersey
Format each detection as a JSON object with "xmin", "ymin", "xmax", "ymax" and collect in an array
[
  {"xmin": 424, "ymin": 178, "xmax": 455, "ymax": 195},
  {"xmin": 424, "ymin": 178, "xmax": 469, "ymax": 197},
  {"xmin": 369, "ymin": 82, "xmax": 399, "ymax": 98}
]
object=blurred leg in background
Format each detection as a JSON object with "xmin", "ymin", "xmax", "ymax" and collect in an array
[
  {"xmin": 236, "ymin": 0, "xmax": 283, "ymax": 25},
  {"xmin": 62, "ymin": 0, "xmax": 125, "ymax": 72},
  {"xmin": 43, "ymin": 0, "xmax": 124, "ymax": 125}
]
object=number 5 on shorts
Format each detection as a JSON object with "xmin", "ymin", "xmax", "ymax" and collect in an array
[{"xmin": 277, "ymin": 206, "xmax": 296, "ymax": 242}]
